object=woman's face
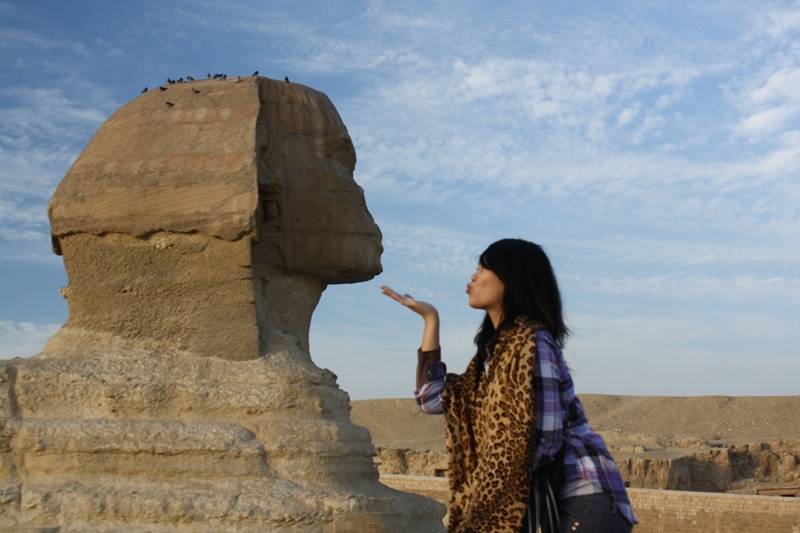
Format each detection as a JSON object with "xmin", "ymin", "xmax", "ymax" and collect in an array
[{"xmin": 467, "ymin": 264, "xmax": 505, "ymax": 317}]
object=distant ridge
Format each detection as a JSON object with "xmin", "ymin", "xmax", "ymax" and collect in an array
[{"xmin": 352, "ymin": 395, "xmax": 800, "ymax": 450}]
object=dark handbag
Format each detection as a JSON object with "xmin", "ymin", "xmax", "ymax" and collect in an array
[
  {"xmin": 525, "ymin": 399, "xmax": 577, "ymax": 533},
  {"xmin": 526, "ymin": 443, "xmax": 566, "ymax": 533}
]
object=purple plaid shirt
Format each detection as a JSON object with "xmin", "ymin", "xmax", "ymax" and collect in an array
[{"xmin": 414, "ymin": 329, "xmax": 637, "ymax": 525}]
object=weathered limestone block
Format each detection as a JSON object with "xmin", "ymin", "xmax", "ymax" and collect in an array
[
  {"xmin": 375, "ymin": 447, "xmax": 449, "ymax": 477},
  {"xmin": 0, "ymin": 76, "xmax": 445, "ymax": 531}
]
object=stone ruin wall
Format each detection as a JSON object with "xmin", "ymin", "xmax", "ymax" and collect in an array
[
  {"xmin": 380, "ymin": 476, "xmax": 800, "ymax": 533},
  {"xmin": 375, "ymin": 440, "xmax": 800, "ymax": 532},
  {"xmin": 374, "ymin": 437, "xmax": 800, "ymax": 493}
]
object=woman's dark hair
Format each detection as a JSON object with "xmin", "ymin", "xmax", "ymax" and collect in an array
[{"xmin": 474, "ymin": 239, "xmax": 569, "ymax": 356}]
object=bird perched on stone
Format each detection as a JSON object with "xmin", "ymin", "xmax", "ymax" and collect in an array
[
  {"xmin": 192, "ymin": 88, "xmax": 200, "ymax": 94},
  {"xmin": 177, "ymin": 77, "xmax": 184, "ymax": 83},
  {"xmin": 187, "ymin": 76, "xmax": 194, "ymax": 81},
  {"xmin": 159, "ymin": 86, "xmax": 168, "ymax": 91},
  {"xmin": 213, "ymin": 73, "xmax": 221, "ymax": 79},
  {"xmin": 285, "ymin": 76, "xmax": 290, "ymax": 82},
  {"xmin": 166, "ymin": 102, "xmax": 174, "ymax": 107},
  {"xmin": 141, "ymin": 87, "xmax": 148, "ymax": 93},
  {"xmin": 252, "ymin": 70, "xmax": 258, "ymax": 76},
  {"xmin": 167, "ymin": 78, "xmax": 175, "ymax": 84}
]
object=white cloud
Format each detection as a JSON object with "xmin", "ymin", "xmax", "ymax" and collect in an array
[
  {"xmin": 756, "ymin": 3, "xmax": 800, "ymax": 41},
  {"xmin": 750, "ymin": 67, "xmax": 800, "ymax": 104},
  {"xmin": 0, "ymin": 84, "xmax": 114, "ymax": 262},
  {"xmin": 755, "ymin": 129, "xmax": 800, "ymax": 173},
  {"xmin": 0, "ymin": 227, "xmax": 50, "ymax": 245},
  {"xmin": 380, "ymin": 222, "xmax": 487, "ymax": 276},
  {"xmin": 0, "ymin": 87, "xmax": 109, "ymax": 141},
  {"xmin": 616, "ymin": 104, "xmax": 641, "ymax": 127},
  {"xmin": 737, "ymin": 105, "xmax": 791, "ymax": 136},
  {"xmin": 0, "ymin": 321, "xmax": 61, "ymax": 360}
]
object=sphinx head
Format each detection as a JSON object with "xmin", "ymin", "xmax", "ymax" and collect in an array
[{"xmin": 46, "ymin": 77, "xmax": 381, "ymax": 360}]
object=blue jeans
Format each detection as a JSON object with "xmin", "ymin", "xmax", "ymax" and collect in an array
[{"xmin": 521, "ymin": 492, "xmax": 633, "ymax": 533}]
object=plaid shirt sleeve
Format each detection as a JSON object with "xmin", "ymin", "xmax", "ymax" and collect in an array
[
  {"xmin": 531, "ymin": 331, "xmax": 565, "ymax": 470},
  {"xmin": 535, "ymin": 331, "xmax": 638, "ymax": 525},
  {"xmin": 413, "ymin": 348, "xmax": 446, "ymax": 415}
]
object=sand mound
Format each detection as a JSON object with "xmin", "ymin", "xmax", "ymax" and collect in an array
[{"xmin": 351, "ymin": 395, "xmax": 800, "ymax": 450}]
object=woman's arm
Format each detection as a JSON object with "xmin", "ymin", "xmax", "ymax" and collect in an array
[{"xmin": 381, "ymin": 286, "xmax": 445, "ymax": 414}]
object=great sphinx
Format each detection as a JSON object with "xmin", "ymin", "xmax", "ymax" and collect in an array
[{"xmin": 0, "ymin": 76, "xmax": 444, "ymax": 532}]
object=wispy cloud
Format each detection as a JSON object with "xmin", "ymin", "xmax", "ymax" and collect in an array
[
  {"xmin": 0, "ymin": 83, "xmax": 115, "ymax": 261},
  {"xmin": 0, "ymin": 321, "xmax": 61, "ymax": 359},
  {"xmin": 0, "ymin": 28, "xmax": 56, "ymax": 49},
  {"xmin": 379, "ymin": 222, "xmax": 487, "ymax": 276}
]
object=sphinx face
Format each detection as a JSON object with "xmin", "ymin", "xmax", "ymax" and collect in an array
[{"xmin": 255, "ymin": 79, "xmax": 383, "ymax": 284}]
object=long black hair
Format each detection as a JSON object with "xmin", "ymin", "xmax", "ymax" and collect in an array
[{"xmin": 474, "ymin": 239, "xmax": 569, "ymax": 358}]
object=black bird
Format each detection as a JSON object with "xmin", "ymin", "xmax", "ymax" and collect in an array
[
  {"xmin": 213, "ymin": 73, "xmax": 221, "ymax": 79},
  {"xmin": 177, "ymin": 77, "xmax": 183, "ymax": 83},
  {"xmin": 252, "ymin": 70, "xmax": 258, "ymax": 76},
  {"xmin": 167, "ymin": 78, "xmax": 175, "ymax": 84},
  {"xmin": 207, "ymin": 73, "xmax": 211, "ymax": 79},
  {"xmin": 159, "ymin": 86, "xmax": 168, "ymax": 91},
  {"xmin": 187, "ymin": 76, "xmax": 194, "ymax": 81},
  {"xmin": 221, "ymin": 74, "xmax": 227, "ymax": 80},
  {"xmin": 192, "ymin": 88, "xmax": 200, "ymax": 94},
  {"xmin": 285, "ymin": 76, "xmax": 290, "ymax": 83},
  {"xmin": 166, "ymin": 102, "xmax": 174, "ymax": 107},
  {"xmin": 141, "ymin": 87, "xmax": 148, "ymax": 93}
]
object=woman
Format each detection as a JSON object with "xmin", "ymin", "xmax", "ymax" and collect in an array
[{"xmin": 382, "ymin": 239, "xmax": 637, "ymax": 533}]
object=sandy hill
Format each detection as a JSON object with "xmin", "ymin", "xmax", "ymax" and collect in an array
[{"xmin": 351, "ymin": 395, "xmax": 800, "ymax": 450}]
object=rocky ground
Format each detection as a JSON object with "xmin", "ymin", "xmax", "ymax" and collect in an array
[{"xmin": 351, "ymin": 395, "xmax": 800, "ymax": 495}]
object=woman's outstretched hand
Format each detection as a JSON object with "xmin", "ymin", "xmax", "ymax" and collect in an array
[
  {"xmin": 381, "ymin": 286, "xmax": 439, "ymax": 319},
  {"xmin": 381, "ymin": 286, "xmax": 440, "ymax": 356}
]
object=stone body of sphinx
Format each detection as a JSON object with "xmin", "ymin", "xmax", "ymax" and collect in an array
[{"xmin": 0, "ymin": 76, "xmax": 445, "ymax": 532}]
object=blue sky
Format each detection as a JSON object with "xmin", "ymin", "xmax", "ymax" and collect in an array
[{"xmin": 1, "ymin": 0, "xmax": 798, "ymax": 400}]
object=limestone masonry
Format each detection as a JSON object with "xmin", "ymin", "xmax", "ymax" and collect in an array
[{"xmin": 0, "ymin": 76, "xmax": 445, "ymax": 532}]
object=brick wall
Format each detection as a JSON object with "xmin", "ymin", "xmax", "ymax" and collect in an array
[{"xmin": 380, "ymin": 475, "xmax": 800, "ymax": 533}]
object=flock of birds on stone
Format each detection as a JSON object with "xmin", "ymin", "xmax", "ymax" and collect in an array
[{"xmin": 141, "ymin": 71, "xmax": 291, "ymax": 107}]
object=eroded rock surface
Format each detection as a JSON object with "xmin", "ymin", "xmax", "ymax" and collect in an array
[{"xmin": 0, "ymin": 77, "xmax": 444, "ymax": 532}]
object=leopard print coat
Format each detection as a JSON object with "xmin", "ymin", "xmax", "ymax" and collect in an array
[{"xmin": 442, "ymin": 316, "xmax": 542, "ymax": 533}]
